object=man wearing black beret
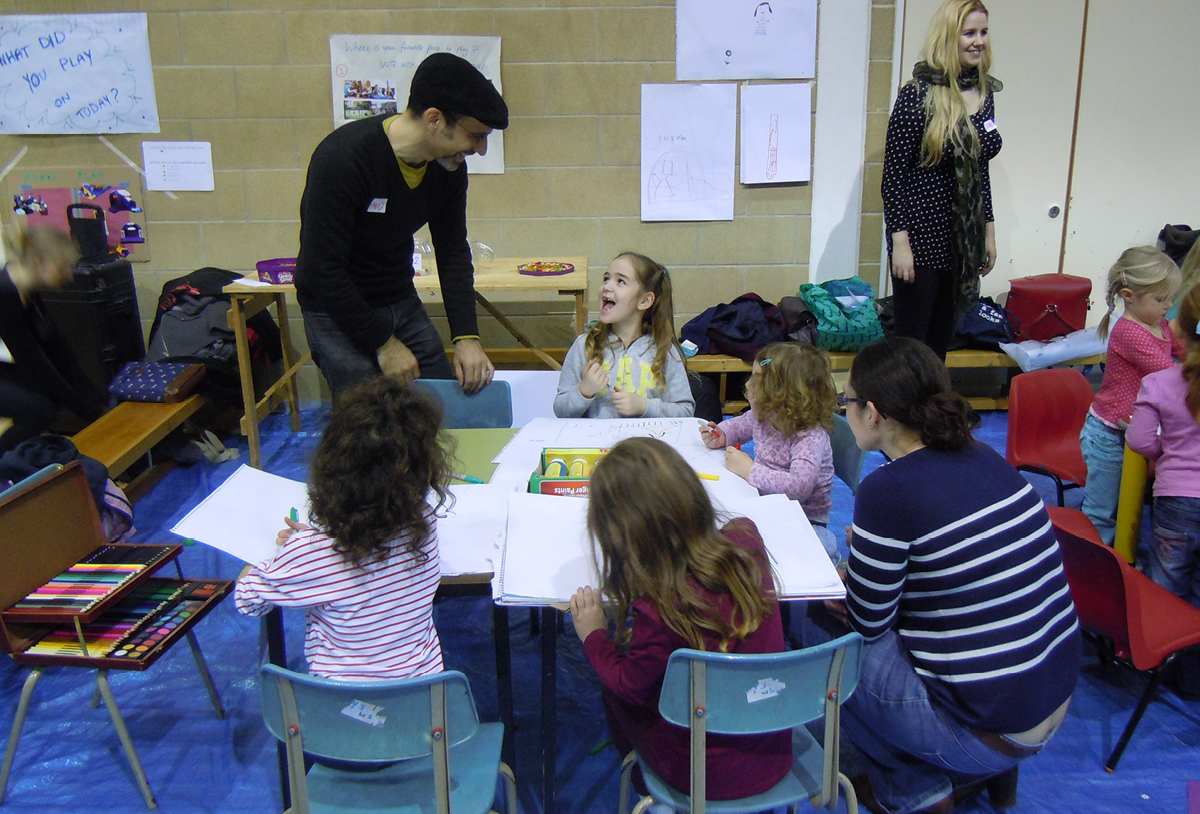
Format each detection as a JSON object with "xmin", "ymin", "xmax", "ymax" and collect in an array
[{"xmin": 296, "ymin": 52, "xmax": 508, "ymax": 397}]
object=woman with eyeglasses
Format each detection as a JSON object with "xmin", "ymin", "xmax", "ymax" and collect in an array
[{"xmin": 817, "ymin": 336, "xmax": 1079, "ymax": 814}]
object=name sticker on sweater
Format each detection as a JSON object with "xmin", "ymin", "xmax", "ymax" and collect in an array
[
  {"xmin": 983, "ymin": 119, "xmax": 996, "ymax": 132},
  {"xmin": 746, "ymin": 677, "xmax": 786, "ymax": 703},
  {"xmin": 367, "ymin": 198, "xmax": 388, "ymax": 213},
  {"xmin": 341, "ymin": 699, "xmax": 386, "ymax": 726}
]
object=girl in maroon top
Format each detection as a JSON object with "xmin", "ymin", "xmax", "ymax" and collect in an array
[{"xmin": 568, "ymin": 437, "xmax": 790, "ymax": 800}]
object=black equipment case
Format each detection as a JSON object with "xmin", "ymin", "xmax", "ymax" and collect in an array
[{"xmin": 38, "ymin": 255, "xmax": 146, "ymax": 394}]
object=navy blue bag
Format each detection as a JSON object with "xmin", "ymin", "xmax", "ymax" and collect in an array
[{"xmin": 955, "ymin": 297, "xmax": 1019, "ymax": 348}]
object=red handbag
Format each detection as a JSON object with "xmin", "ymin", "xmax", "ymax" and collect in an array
[{"xmin": 1006, "ymin": 273, "xmax": 1092, "ymax": 341}]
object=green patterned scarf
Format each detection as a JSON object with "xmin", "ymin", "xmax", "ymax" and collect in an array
[{"xmin": 912, "ymin": 61, "xmax": 1003, "ymax": 316}]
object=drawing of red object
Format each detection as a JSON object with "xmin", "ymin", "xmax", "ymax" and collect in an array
[{"xmin": 766, "ymin": 114, "xmax": 779, "ymax": 180}]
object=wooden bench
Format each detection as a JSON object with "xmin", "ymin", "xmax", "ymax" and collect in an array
[
  {"xmin": 688, "ymin": 349, "xmax": 1106, "ymax": 413},
  {"xmin": 72, "ymin": 395, "xmax": 207, "ymax": 494}
]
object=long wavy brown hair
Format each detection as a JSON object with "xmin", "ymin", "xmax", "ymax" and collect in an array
[
  {"xmin": 586, "ymin": 437, "xmax": 776, "ymax": 651},
  {"xmin": 307, "ymin": 376, "xmax": 453, "ymax": 567},
  {"xmin": 1177, "ymin": 282, "xmax": 1200, "ymax": 422},
  {"xmin": 747, "ymin": 342, "xmax": 836, "ymax": 436},
  {"xmin": 584, "ymin": 252, "xmax": 679, "ymax": 387}
]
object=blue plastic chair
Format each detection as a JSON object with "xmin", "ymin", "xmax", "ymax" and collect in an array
[
  {"xmin": 410, "ymin": 379, "xmax": 513, "ymax": 429},
  {"xmin": 260, "ymin": 665, "xmax": 516, "ymax": 814},
  {"xmin": 619, "ymin": 632, "xmax": 864, "ymax": 814}
]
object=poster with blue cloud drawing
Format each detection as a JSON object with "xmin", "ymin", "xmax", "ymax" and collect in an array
[
  {"xmin": 329, "ymin": 35, "xmax": 504, "ymax": 175},
  {"xmin": 641, "ymin": 83, "xmax": 736, "ymax": 222},
  {"xmin": 740, "ymin": 83, "xmax": 811, "ymax": 185},
  {"xmin": 676, "ymin": 0, "xmax": 817, "ymax": 81},
  {"xmin": 0, "ymin": 13, "xmax": 158, "ymax": 134}
]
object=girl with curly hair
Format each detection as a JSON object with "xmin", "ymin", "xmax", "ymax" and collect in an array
[{"xmin": 235, "ymin": 376, "xmax": 453, "ymax": 680}]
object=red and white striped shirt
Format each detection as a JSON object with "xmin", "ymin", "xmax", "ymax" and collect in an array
[{"xmin": 235, "ymin": 510, "xmax": 443, "ymax": 680}]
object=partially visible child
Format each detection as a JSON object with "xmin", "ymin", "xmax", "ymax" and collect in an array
[
  {"xmin": 1081, "ymin": 246, "xmax": 1184, "ymax": 545},
  {"xmin": 1171, "ymin": 238, "xmax": 1200, "ymax": 319},
  {"xmin": 236, "ymin": 376, "xmax": 451, "ymax": 680},
  {"xmin": 568, "ymin": 437, "xmax": 789, "ymax": 800},
  {"xmin": 554, "ymin": 252, "xmax": 694, "ymax": 418},
  {"xmin": 699, "ymin": 342, "xmax": 837, "ymax": 526},
  {"xmin": 1127, "ymin": 282, "xmax": 1200, "ymax": 605}
]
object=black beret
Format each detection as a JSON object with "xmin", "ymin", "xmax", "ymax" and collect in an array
[{"xmin": 408, "ymin": 52, "xmax": 509, "ymax": 130}]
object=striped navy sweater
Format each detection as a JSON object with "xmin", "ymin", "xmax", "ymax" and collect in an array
[{"xmin": 846, "ymin": 442, "xmax": 1080, "ymax": 732}]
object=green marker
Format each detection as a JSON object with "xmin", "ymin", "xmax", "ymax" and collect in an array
[
  {"xmin": 184, "ymin": 537, "xmax": 195, "ymax": 546},
  {"xmin": 290, "ymin": 507, "xmax": 299, "ymax": 522},
  {"xmin": 452, "ymin": 473, "xmax": 485, "ymax": 484}
]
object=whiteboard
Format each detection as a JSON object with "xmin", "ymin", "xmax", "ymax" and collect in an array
[
  {"xmin": 328, "ymin": 35, "xmax": 504, "ymax": 175},
  {"xmin": 0, "ymin": 13, "xmax": 159, "ymax": 134}
]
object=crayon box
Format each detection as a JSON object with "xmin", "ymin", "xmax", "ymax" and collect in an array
[{"xmin": 528, "ymin": 448, "xmax": 608, "ymax": 497}]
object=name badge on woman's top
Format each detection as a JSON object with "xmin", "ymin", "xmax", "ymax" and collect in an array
[{"xmin": 983, "ymin": 119, "xmax": 997, "ymax": 132}]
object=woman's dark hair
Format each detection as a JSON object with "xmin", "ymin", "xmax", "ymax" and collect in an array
[
  {"xmin": 308, "ymin": 376, "xmax": 453, "ymax": 567},
  {"xmin": 848, "ymin": 336, "xmax": 979, "ymax": 451}
]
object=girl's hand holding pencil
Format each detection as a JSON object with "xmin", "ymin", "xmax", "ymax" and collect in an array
[{"xmin": 700, "ymin": 421, "xmax": 726, "ymax": 449}]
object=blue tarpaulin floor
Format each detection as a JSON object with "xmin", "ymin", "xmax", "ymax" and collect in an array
[{"xmin": 1, "ymin": 406, "xmax": 1198, "ymax": 813}]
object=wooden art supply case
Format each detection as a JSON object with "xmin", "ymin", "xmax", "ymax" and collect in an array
[{"xmin": 0, "ymin": 462, "xmax": 230, "ymax": 670}]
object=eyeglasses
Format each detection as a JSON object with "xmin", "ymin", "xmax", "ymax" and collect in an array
[
  {"xmin": 836, "ymin": 394, "xmax": 868, "ymax": 408},
  {"xmin": 456, "ymin": 122, "xmax": 490, "ymax": 147}
]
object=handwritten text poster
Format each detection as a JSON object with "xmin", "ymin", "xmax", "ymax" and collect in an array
[
  {"xmin": 0, "ymin": 13, "xmax": 159, "ymax": 134},
  {"xmin": 329, "ymin": 35, "xmax": 503, "ymax": 175},
  {"xmin": 641, "ymin": 84, "xmax": 736, "ymax": 222}
]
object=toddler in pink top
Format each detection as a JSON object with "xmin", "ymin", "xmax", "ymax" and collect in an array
[
  {"xmin": 700, "ymin": 342, "xmax": 837, "ymax": 541},
  {"xmin": 1127, "ymin": 283, "xmax": 1200, "ymax": 605},
  {"xmin": 1081, "ymin": 247, "xmax": 1184, "ymax": 544}
]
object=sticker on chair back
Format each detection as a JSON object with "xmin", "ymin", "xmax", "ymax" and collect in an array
[
  {"xmin": 747, "ymin": 677, "xmax": 786, "ymax": 703},
  {"xmin": 341, "ymin": 699, "xmax": 387, "ymax": 726}
]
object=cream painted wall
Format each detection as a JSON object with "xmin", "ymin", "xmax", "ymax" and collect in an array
[{"xmin": 1062, "ymin": 0, "xmax": 1200, "ymax": 307}]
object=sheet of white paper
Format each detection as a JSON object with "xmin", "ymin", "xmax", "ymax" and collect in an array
[
  {"xmin": 171, "ymin": 465, "xmax": 309, "ymax": 565},
  {"xmin": 142, "ymin": 141, "xmax": 215, "ymax": 191},
  {"xmin": 500, "ymin": 492, "xmax": 597, "ymax": 604},
  {"xmin": 0, "ymin": 337, "xmax": 11, "ymax": 364},
  {"xmin": 716, "ymin": 494, "xmax": 844, "ymax": 598},
  {"xmin": 676, "ymin": 0, "xmax": 818, "ymax": 81},
  {"xmin": 641, "ymin": 83, "xmax": 736, "ymax": 222},
  {"xmin": 0, "ymin": 13, "xmax": 160, "ymax": 134},
  {"xmin": 740, "ymin": 83, "xmax": 812, "ymax": 184},
  {"xmin": 437, "ymin": 484, "xmax": 507, "ymax": 576},
  {"xmin": 328, "ymin": 35, "xmax": 504, "ymax": 174}
]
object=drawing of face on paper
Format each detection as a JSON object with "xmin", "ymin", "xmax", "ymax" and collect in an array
[
  {"xmin": 754, "ymin": 2, "xmax": 772, "ymax": 36},
  {"xmin": 647, "ymin": 151, "xmax": 732, "ymax": 206}
]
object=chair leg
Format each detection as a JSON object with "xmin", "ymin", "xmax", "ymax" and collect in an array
[
  {"xmin": 185, "ymin": 630, "xmax": 226, "ymax": 719},
  {"xmin": 1053, "ymin": 474, "xmax": 1066, "ymax": 508},
  {"xmin": 1107, "ymin": 663, "xmax": 1169, "ymax": 771},
  {"xmin": 95, "ymin": 670, "xmax": 158, "ymax": 810},
  {"xmin": 986, "ymin": 765, "xmax": 1018, "ymax": 809},
  {"xmin": 630, "ymin": 797, "xmax": 656, "ymax": 814},
  {"xmin": 837, "ymin": 771, "xmax": 859, "ymax": 814},
  {"xmin": 0, "ymin": 667, "xmax": 43, "ymax": 805},
  {"xmin": 498, "ymin": 761, "xmax": 518, "ymax": 814},
  {"xmin": 618, "ymin": 751, "xmax": 637, "ymax": 814}
]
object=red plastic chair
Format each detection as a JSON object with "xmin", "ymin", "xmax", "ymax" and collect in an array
[
  {"xmin": 1047, "ymin": 506, "xmax": 1200, "ymax": 771},
  {"xmin": 1006, "ymin": 369, "xmax": 1094, "ymax": 506}
]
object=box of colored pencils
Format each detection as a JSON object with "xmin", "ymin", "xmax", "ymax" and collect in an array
[
  {"xmin": 2, "ymin": 544, "xmax": 180, "ymax": 625},
  {"xmin": 528, "ymin": 448, "xmax": 608, "ymax": 497}
]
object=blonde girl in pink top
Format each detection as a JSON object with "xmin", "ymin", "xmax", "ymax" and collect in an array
[{"xmin": 1080, "ymin": 247, "xmax": 1184, "ymax": 545}]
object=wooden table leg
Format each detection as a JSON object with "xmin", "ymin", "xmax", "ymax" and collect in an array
[
  {"xmin": 573, "ymin": 292, "xmax": 587, "ymax": 335},
  {"xmin": 228, "ymin": 294, "xmax": 262, "ymax": 469},
  {"xmin": 273, "ymin": 293, "xmax": 303, "ymax": 433},
  {"xmin": 475, "ymin": 293, "xmax": 562, "ymax": 371}
]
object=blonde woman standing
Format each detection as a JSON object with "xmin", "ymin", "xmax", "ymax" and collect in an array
[{"xmin": 883, "ymin": 0, "xmax": 1002, "ymax": 359}]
